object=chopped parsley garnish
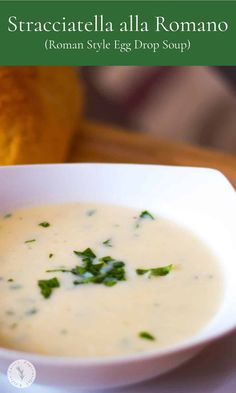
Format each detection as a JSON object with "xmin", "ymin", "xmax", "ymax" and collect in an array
[
  {"xmin": 25, "ymin": 239, "xmax": 36, "ymax": 244},
  {"xmin": 39, "ymin": 221, "xmax": 50, "ymax": 228},
  {"xmin": 136, "ymin": 264, "xmax": 173, "ymax": 277},
  {"xmin": 49, "ymin": 253, "xmax": 54, "ymax": 258},
  {"xmin": 139, "ymin": 331, "xmax": 155, "ymax": 341},
  {"xmin": 38, "ymin": 277, "xmax": 60, "ymax": 299},
  {"xmin": 7, "ymin": 278, "xmax": 14, "ymax": 282},
  {"xmin": 139, "ymin": 211, "xmax": 155, "ymax": 220},
  {"xmin": 4, "ymin": 213, "xmax": 12, "ymax": 219},
  {"xmin": 47, "ymin": 248, "xmax": 126, "ymax": 287},
  {"xmin": 102, "ymin": 238, "xmax": 113, "ymax": 247}
]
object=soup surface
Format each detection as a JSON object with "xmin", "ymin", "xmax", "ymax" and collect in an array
[{"xmin": 0, "ymin": 203, "xmax": 222, "ymax": 357}]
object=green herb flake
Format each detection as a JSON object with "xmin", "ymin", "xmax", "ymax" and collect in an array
[
  {"xmin": 136, "ymin": 210, "xmax": 155, "ymax": 228},
  {"xmin": 73, "ymin": 277, "xmax": 94, "ymax": 285},
  {"xmin": 49, "ymin": 253, "xmax": 54, "ymax": 259},
  {"xmin": 139, "ymin": 331, "xmax": 155, "ymax": 341},
  {"xmin": 73, "ymin": 248, "xmax": 96, "ymax": 259},
  {"xmin": 139, "ymin": 211, "xmax": 155, "ymax": 220},
  {"xmin": 136, "ymin": 264, "xmax": 173, "ymax": 277},
  {"xmin": 102, "ymin": 238, "xmax": 113, "ymax": 247},
  {"xmin": 39, "ymin": 221, "xmax": 50, "ymax": 228},
  {"xmin": 47, "ymin": 248, "xmax": 126, "ymax": 288},
  {"xmin": 38, "ymin": 277, "xmax": 60, "ymax": 299},
  {"xmin": 24, "ymin": 239, "xmax": 36, "ymax": 244},
  {"xmin": 7, "ymin": 278, "xmax": 14, "ymax": 282},
  {"xmin": 103, "ymin": 277, "xmax": 117, "ymax": 287}
]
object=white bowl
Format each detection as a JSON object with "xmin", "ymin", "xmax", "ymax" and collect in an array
[{"xmin": 0, "ymin": 163, "xmax": 236, "ymax": 389}]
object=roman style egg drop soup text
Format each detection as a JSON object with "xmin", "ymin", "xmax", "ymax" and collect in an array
[{"xmin": 0, "ymin": 203, "xmax": 223, "ymax": 357}]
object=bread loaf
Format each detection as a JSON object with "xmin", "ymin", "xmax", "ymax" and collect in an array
[{"xmin": 0, "ymin": 66, "xmax": 82, "ymax": 165}]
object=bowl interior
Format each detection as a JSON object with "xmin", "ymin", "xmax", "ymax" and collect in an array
[{"xmin": 0, "ymin": 163, "xmax": 236, "ymax": 355}]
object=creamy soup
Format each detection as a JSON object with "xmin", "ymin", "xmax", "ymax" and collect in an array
[{"xmin": 0, "ymin": 203, "xmax": 222, "ymax": 357}]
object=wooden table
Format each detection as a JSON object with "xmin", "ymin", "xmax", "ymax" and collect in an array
[{"xmin": 70, "ymin": 120, "xmax": 236, "ymax": 188}]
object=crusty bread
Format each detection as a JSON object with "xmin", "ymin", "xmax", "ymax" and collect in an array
[{"xmin": 0, "ymin": 66, "xmax": 82, "ymax": 165}]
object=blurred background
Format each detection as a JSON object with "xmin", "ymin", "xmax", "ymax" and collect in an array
[
  {"xmin": 1, "ymin": 66, "xmax": 235, "ymax": 167},
  {"xmin": 80, "ymin": 66, "xmax": 236, "ymax": 154}
]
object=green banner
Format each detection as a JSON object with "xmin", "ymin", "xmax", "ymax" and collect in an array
[{"xmin": 0, "ymin": 1, "xmax": 235, "ymax": 65}]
